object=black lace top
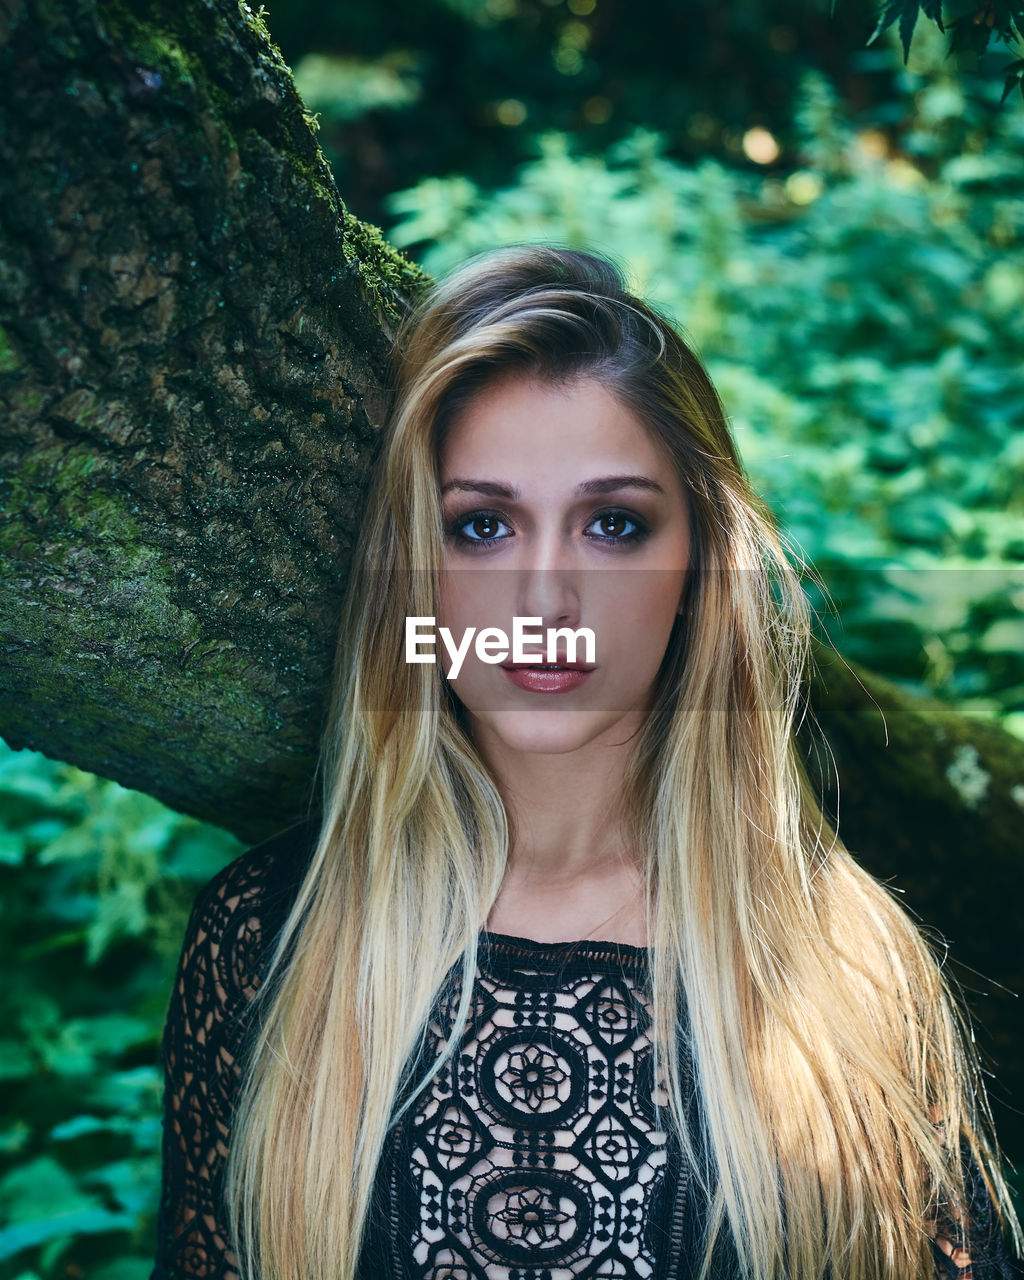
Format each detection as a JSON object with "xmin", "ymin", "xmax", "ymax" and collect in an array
[{"xmin": 151, "ymin": 819, "xmax": 1021, "ymax": 1279}]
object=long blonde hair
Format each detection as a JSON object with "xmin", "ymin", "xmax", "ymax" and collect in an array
[{"xmin": 224, "ymin": 246, "xmax": 1019, "ymax": 1279}]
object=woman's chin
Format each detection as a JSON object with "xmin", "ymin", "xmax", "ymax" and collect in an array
[{"xmin": 466, "ymin": 707, "xmax": 639, "ymax": 757}]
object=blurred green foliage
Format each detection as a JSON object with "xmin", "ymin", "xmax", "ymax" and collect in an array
[
  {"xmin": 275, "ymin": 0, "xmax": 1024, "ymax": 226},
  {"xmin": 0, "ymin": 742, "xmax": 242, "ymax": 1279},
  {"xmin": 386, "ymin": 45, "xmax": 1024, "ymax": 734}
]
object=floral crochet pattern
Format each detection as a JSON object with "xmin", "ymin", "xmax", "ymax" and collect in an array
[{"xmin": 396, "ymin": 934, "xmax": 685, "ymax": 1279}]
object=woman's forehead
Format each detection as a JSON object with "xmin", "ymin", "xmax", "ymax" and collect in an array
[{"xmin": 438, "ymin": 374, "xmax": 666, "ymax": 477}]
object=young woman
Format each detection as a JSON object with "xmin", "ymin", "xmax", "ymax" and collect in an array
[{"xmin": 152, "ymin": 246, "xmax": 1022, "ymax": 1280}]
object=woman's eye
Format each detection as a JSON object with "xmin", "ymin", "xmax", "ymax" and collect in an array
[
  {"xmin": 448, "ymin": 512, "xmax": 512, "ymax": 547},
  {"xmin": 446, "ymin": 508, "xmax": 649, "ymax": 548},
  {"xmin": 585, "ymin": 509, "xmax": 648, "ymax": 543}
]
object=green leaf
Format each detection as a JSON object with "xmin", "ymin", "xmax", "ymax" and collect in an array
[
  {"xmin": 59, "ymin": 1014, "xmax": 152, "ymax": 1063},
  {"xmin": 0, "ymin": 1208, "xmax": 135, "ymax": 1262},
  {"xmin": 84, "ymin": 1158, "xmax": 159, "ymax": 1215},
  {"xmin": 0, "ymin": 830, "xmax": 26, "ymax": 865},
  {"xmin": 85, "ymin": 1067, "xmax": 162, "ymax": 1115},
  {"xmin": 1001, "ymin": 58, "xmax": 1024, "ymax": 104},
  {"xmin": 899, "ymin": 0, "xmax": 920, "ymax": 60},
  {"xmin": 21, "ymin": 818, "xmax": 69, "ymax": 848},
  {"xmin": 0, "ymin": 1039, "xmax": 35, "ymax": 1081},
  {"xmin": 35, "ymin": 822, "xmax": 99, "ymax": 864},
  {"xmin": 867, "ymin": 0, "xmax": 921, "ymax": 60},
  {"xmin": 980, "ymin": 618, "xmax": 1024, "ymax": 653},
  {"xmin": 85, "ymin": 882, "xmax": 149, "ymax": 963},
  {"xmin": 0, "ymin": 1156, "xmax": 94, "ymax": 1223},
  {"xmin": 0, "ymin": 766, "xmax": 58, "ymax": 805},
  {"xmin": 49, "ymin": 1114, "xmax": 137, "ymax": 1142},
  {"xmin": 949, "ymin": 13, "xmax": 996, "ymax": 56},
  {"xmin": 292, "ymin": 52, "xmax": 420, "ymax": 124}
]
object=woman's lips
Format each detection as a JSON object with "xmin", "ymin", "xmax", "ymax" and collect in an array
[{"xmin": 501, "ymin": 664, "xmax": 595, "ymax": 693}]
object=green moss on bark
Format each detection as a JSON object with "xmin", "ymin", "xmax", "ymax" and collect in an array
[{"xmin": 0, "ymin": 324, "xmax": 17, "ymax": 373}]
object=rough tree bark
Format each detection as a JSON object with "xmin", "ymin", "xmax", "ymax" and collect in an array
[
  {"xmin": 1, "ymin": 0, "xmax": 1020, "ymax": 1143},
  {"xmin": 0, "ymin": 0, "xmax": 426, "ymax": 839}
]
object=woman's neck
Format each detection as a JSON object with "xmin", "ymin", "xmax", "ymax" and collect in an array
[
  {"xmin": 478, "ymin": 728, "xmax": 636, "ymax": 873},
  {"xmin": 470, "ymin": 715, "xmax": 648, "ymax": 944}
]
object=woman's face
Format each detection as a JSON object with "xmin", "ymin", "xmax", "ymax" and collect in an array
[{"xmin": 436, "ymin": 373, "xmax": 691, "ymax": 758}]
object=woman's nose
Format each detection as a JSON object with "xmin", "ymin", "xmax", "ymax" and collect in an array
[{"xmin": 517, "ymin": 563, "xmax": 581, "ymax": 632}]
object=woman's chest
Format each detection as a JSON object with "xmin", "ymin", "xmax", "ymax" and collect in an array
[{"xmin": 368, "ymin": 948, "xmax": 694, "ymax": 1280}]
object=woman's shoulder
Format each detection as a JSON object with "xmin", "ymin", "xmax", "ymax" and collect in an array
[
  {"xmin": 188, "ymin": 811, "xmax": 321, "ymax": 925},
  {"xmin": 173, "ymin": 811, "xmax": 322, "ymax": 1012}
]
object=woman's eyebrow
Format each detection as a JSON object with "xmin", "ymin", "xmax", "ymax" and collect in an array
[
  {"xmin": 441, "ymin": 478, "xmax": 518, "ymax": 498},
  {"xmin": 440, "ymin": 475, "xmax": 666, "ymax": 499},
  {"xmin": 576, "ymin": 475, "xmax": 665, "ymax": 498}
]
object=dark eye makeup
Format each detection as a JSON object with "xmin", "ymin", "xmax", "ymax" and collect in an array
[{"xmin": 444, "ymin": 507, "xmax": 652, "ymax": 550}]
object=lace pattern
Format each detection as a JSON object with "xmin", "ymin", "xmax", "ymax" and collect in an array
[
  {"xmin": 151, "ymin": 821, "xmax": 1022, "ymax": 1279},
  {"xmin": 154, "ymin": 844, "xmax": 271, "ymax": 1279},
  {"xmin": 392, "ymin": 934, "xmax": 686, "ymax": 1279}
]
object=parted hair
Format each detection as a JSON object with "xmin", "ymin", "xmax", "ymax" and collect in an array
[{"xmin": 223, "ymin": 245, "xmax": 1019, "ymax": 1280}]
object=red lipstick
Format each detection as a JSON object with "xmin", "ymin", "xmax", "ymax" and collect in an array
[{"xmin": 500, "ymin": 655, "xmax": 595, "ymax": 693}]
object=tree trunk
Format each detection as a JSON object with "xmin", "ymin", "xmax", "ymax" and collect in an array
[
  {"xmin": 804, "ymin": 651, "xmax": 1023, "ymax": 1153},
  {"xmin": 1, "ymin": 0, "xmax": 1020, "ymax": 1145},
  {"xmin": 0, "ymin": 0, "xmax": 426, "ymax": 838}
]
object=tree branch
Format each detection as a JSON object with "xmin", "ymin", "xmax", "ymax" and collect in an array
[{"xmin": 0, "ymin": 0, "xmax": 426, "ymax": 837}]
